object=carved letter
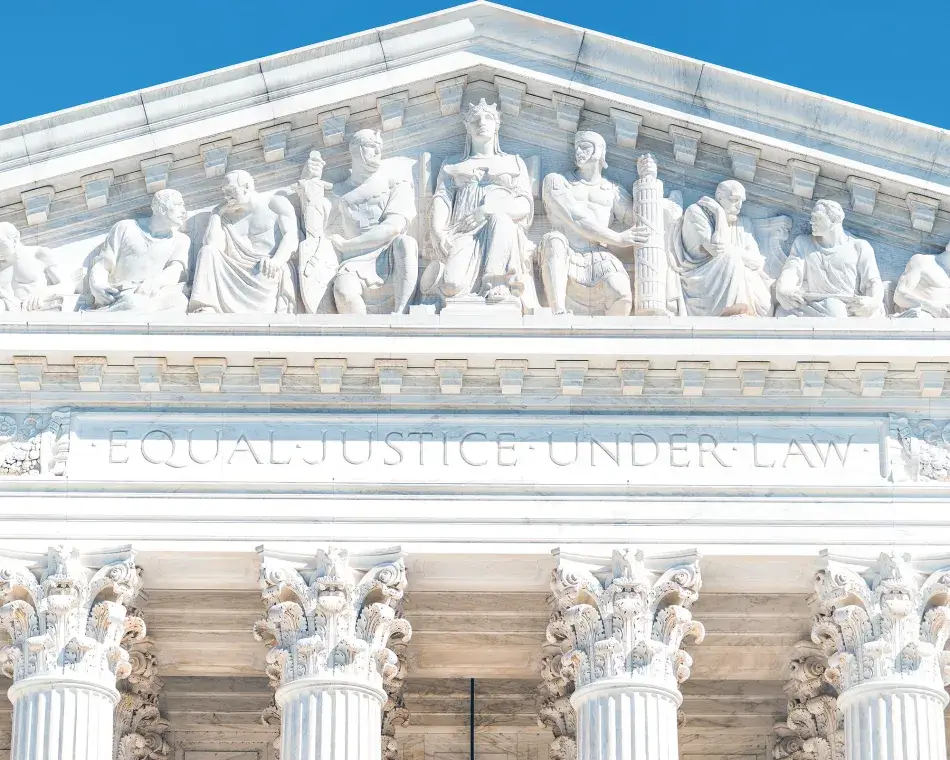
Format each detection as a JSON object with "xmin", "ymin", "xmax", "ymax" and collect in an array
[
  {"xmin": 188, "ymin": 428, "xmax": 221, "ymax": 465},
  {"xmin": 228, "ymin": 434, "xmax": 263, "ymax": 465},
  {"xmin": 752, "ymin": 434, "xmax": 775, "ymax": 468},
  {"xmin": 109, "ymin": 430, "xmax": 129, "ymax": 464},
  {"xmin": 385, "ymin": 432, "xmax": 404, "ymax": 466},
  {"xmin": 300, "ymin": 432, "xmax": 328, "ymax": 465},
  {"xmin": 341, "ymin": 431, "xmax": 374, "ymax": 465},
  {"xmin": 269, "ymin": 431, "xmax": 291, "ymax": 465},
  {"xmin": 782, "ymin": 439, "xmax": 816, "ymax": 468},
  {"xmin": 590, "ymin": 434, "xmax": 620, "ymax": 466},
  {"xmin": 407, "ymin": 432, "xmax": 435, "ymax": 466},
  {"xmin": 141, "ymin": 430, "xmax": 180, "ymax": 467},
  {"xmin": 497, "ymin": 433, "xmax": 518, "ymax": 467},
  {"xmin": 808, "ymin": 434, "xmax": 852, "ymax": 468},
  {"xmin": 669, "ymin": 433, "xmax": 690, "ymax": 467},
  {"xmin": 632, "ymin": 433, "xmax": 659, "ymax": 466},
  {"xmin": 698, "ymin": 433, "xmax": 731, "ymax": 468},
  {"xmin": 548, "ymin": 433, "xmax": 579, "ymax": 467},
  {"xmin": 460, "ymin": 432, "xmax": 488, "ymax": 467}
]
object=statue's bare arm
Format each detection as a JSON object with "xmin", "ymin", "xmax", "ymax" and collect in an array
[
  {"xmin": 544, "ymin": 175, "xmax": 618, "ymax": 247},
  {"xmin": 332, "ymin": 214, "xmax": 408, "ymax": 257}
]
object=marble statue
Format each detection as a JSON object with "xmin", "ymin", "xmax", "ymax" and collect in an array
[
  {"xmin": 0, "ymin": 223, "xmax": 75, "ymax": 312},
  {"xmin": 893, "ymin": 244, "xmax": 950, "ymax": 318},
  {"xmin": 539, "ymin": 131, "xmax": 646, "ymax": 316},
  {"xmin": 297, "ymin": 131, "xmax": 419, "ymax": 315},
  {"xmin": 189, "ymin": 170, "xmax": 299, "ymax": 314},
  {"xmin": 669, "ymin": 180, "xmax": 773, "ymax": 317},
  {"xmin": 422, "ymin": 98, "xmax": 538, "ymax": 311},
  {"xmin": 88, "ymin": 189, "xmax": 190, "ymax": 312},
  {"xmin": 775, "ymin": 199, "xmax": 884, "ymax": 318}
]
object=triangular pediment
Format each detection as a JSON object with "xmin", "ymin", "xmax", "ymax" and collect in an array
[{"xmin": 1, "ymin": 1, "xmax": 948, "ymax": 316}]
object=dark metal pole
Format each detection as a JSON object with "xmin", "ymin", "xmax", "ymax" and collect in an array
[{"xmin": 470, "ymin": 677, "xmax": 475, "ymax": 760}]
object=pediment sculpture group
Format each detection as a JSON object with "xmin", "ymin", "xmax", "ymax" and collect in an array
[{"xmin": 2, "ymin": 98, "xmax": 949, "ymax": 319}]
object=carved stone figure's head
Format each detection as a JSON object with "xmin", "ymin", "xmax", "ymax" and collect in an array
[
  {"xmin": 350, "ymin": 130, "xmax": 383, "ymax": 173},
  {"xmin": 222, "ymin": 170, "xmax": 255, "ymax": 208},
  {"xmin": 574, "ymin": 131, "xmax": 607, "ymax": 171},
  {"xmin": 0, "ymin": 222, "xmax": 20, "ymax": 264},
  {"xmin": 151, "ymin": 189, "xmax": 187, "ymax": 230},
  {"xmin": 714, "ymin": 180, "xmax": 746, "ymax": 222},
  {"xmin": 810, "ymin": 199, "xmax": 845, "ymax": 238},
  {"xmin": 461, "ymin": 99, "xmax": 502, "ymax": 158}
]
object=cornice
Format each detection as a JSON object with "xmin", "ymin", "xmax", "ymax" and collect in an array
[{"xmin": 1, "ymin": 2, "xmax": 949, "ymax": 215}]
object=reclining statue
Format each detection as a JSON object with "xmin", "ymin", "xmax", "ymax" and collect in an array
[{"xmin": 0, "ymin": 222, "xmax": 76, "ymax": 312}]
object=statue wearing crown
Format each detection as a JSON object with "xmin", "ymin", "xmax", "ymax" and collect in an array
[{"xmin": 422, "ymin": 98, "xmax": 539, "ymax": 311}]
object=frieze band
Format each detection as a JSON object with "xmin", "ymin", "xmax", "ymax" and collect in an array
[{"xmin": 2, "ymin": 99, "xmax": 947, "ymax": 321}]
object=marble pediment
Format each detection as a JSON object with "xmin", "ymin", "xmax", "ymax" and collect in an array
[{"xmin": 1, "ymin": 1, "xmax": 949, "ymax": 322}]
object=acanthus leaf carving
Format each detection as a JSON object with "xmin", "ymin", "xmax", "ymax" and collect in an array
[
  {"xmin": 773, "ymin": 640, "xmax": 844, "ymax": 760},
  {"xmin": 255, "ymin": 546, "xmax": 411, "ymax": 691},
  {"xmin": 115, "ymin": 596, "xmax": 169, "ymax": 760},
  {"xmin": 541, "ymin": 549, "xmax": 702, "ymax": 760},
  {"xmin": 0, "ymin": 408, "xmax": 70, "ymax": 477},
  {"xmin": 0, "ymin": 545, "xmax": 143, "ymax": 691},
  {"xmin": 811, "ymin": 552, "xmax": 950, "ymax": 695}
]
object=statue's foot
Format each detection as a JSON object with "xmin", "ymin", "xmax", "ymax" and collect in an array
[
  {"xmin": 719, "ymin": 303, "xmax": 755, "ymax": 317},
  {"xmin": 192, "ymin": 306, "xmax": 216, "ymax": 314},
  {"xmin": 552, "ymin": 307, "xmax": 573, "ymax": 316},
  {"xmin": 485, "ymin": 285, "xmax": 512, "ymax": 304}
]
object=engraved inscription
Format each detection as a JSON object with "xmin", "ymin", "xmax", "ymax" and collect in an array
[{"xmin": 69, "ymin": 413, "xmax": 883, "ymax": 490}]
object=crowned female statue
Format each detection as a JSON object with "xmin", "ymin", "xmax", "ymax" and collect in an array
[{"xmin": 421, "ymin": 98, "xmax": 539, "ymax": 311}]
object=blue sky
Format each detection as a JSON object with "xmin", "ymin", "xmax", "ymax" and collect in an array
[{"xmin": 2, "ymin": 0, "xmax": 946, "ymax": 129}]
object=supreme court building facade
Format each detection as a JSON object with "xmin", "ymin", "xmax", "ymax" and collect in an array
[{"xmin": 3, "ymin": 4, "xmax": 950, "ymax": 760}]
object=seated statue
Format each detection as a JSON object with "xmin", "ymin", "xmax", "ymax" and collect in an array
[
  {"xmin": 539, "ymin": 131, "xmax": 647, "ymax": 316},
  {"xmin": 88, "ymin": 189, "xmax": 190, "ymax": 312},
  {"xmin": 422, "ymin": 98, "xmax": 538, "ymax": 311},
  {"xmin": 670, "ymin": 180, "xmax": 773, "ymax": 316},
  {"xmin": 776, "ymin": 199, "xmax": 884, "ymax": 318},
  {"xmin": 190, "ymin": 170, "xmax": 298, "ymax": 314},
  {"xmin": 0, "ymin": 223, "xmax": 76, "ymax": 311},
  {"xmin": 297, "ymin": 130, "xmax": 418, "ymax": 315},
  {"xmin": 893, "ymin": 244, "xmax": 950, "ymax": 318}
]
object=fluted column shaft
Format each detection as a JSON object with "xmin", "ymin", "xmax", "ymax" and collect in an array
[
  {"xmin": 837, "ymin": 681, "xmax": 947, "ymax": 760},
  {"xmin": 9, "ymin": 677, "xmax": 117, "ymax": 760},
  {"xmin": 811, "ymin": 551, "xmax": 950, "ymax": 760},
  {"xmin": 0, "ymin": 546, "xmax": 142, "ymax": 760},
  {"xmin": 572, "ymin": 680, "xmax": 680, "ymax": 760},
  {"xmin": 277, "ymin": 680, "xmax": 384, "ymax": 760}
]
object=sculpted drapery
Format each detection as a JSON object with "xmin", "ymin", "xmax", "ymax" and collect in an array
[
  {"xmin": 8, "ymin": 103, "xmax": 945, "ymax": 320},
  {"xmin": 422, "ymin": 98, "xmax": 539, "ymax": 312},
  {"xmin": 671, "ymin": 181, "xmax": 773, "ymax": 317}
]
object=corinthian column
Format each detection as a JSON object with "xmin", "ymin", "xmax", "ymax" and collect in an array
[
  {"xmin": 254, "ymin": 546, "xmax": 411, "ymax": 760},
  {"xmin": 0, "ymin": 545, "xmax": 143, "ymax": 760},
  {"xmin": 812, "ymin": 551, "xmax": 950, "ymax": 760},
  {"xmin": 544, "ymin": 549, "xmax": 704, "ymax": 760}
]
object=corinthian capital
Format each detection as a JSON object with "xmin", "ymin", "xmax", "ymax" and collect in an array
[
  {"xmin": 811, "ymin": 551, "xmax": 950, "ymax": 693},
  {"xmin": 0, "ymin": 545, "xmax": 143, "ymax": 690},
  {"xmin": 547, "ymin": 548, "xmax": 704, "ymax": 692},
  {"xmin": 254, "ymin": 546, "xmax": 412, "ymax": 691}
]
